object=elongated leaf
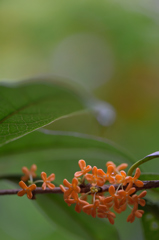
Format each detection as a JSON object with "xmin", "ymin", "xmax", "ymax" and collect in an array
[
  {"xmin": 0, "ymin": 181, "xmax": 57, "ymax": 240},
  {"xmin": 36, "ymin": 193, "xmax": 119, "ymax": 240},
  {"xmin": 142, "ymin": 199, "xmax": 159, "ymax": 240},
  {"xmin": 140, "ymin": 173, "xmax": 159, "ymax": 181},
  {"xmin": 0, "ymin": 131, "xmax": 135, "ymax": 183},
  {"xmin": 115, "ymin": 208, "xmax": 144, "ymax": 240},
  {"xmin": 0, "ymin": 181, "xmax": 84, "ymax": 240},
  {"xmin": 0, "ymin": 80, "xmax": 84, "ymax": 146},
  {"xmin": 0, "ymin": 131, "xmax": 135, "ymax": 240}
]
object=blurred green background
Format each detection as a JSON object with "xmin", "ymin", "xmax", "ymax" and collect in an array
[{"xmin": 0, "ymin": 0, "xmax": 159, "ymax": 239}]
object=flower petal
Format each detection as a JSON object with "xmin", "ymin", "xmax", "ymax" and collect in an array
[
  {"xmin": 134, "ymin": 168, "xmax": 141, "ymax": 179},
  {"xmin": 27, "ymin": 191, "xmax": 33, "ymax": 199},
  {"xmin": 78, "ymin": 159, "xmax": 86, "ymax": 170},
  {"xmin": 29, "ymin": 184, "xmax": 36, "ymax": 191},
  {"xmin": 63, "ymin": 179, "xmax": 71, "ymax": 188},
  {"xmin": 85, "ymin": 165, "xmax": 92, "ymax": 173},
  {"xmin": 60, "ymin": 184, "xmax": 66, "ymax": 193},
  {"xmin": 116, "ymin": 163, "xmax": 128, "ymax": 171},
  {"xmin": 42, "ymin": 182, "xmax": 46, "ymax": 190},
  {"xmin": 72, "ymin": 178, "xmax": 78, "ymax": 188},
  {"xmin": 19, "ymin": 181, "xmax": 27, "ymax": 189},
  {"xmin": 139, "ymin": 199, "xmax": 146, "ymax": 206},
  {"xmin": 64, "ymin": 189, "xmax": 71, "ymax": 199},
  {"xmin": 47, "ymin": 182, "xmax": 55, "ymax": 189},
  {"xmin": 109, "ymin": 185, "xmax": 115, "ymax": 196},
  {"xmin": 47, "ymin": 173, "xmax": 55, "ymax": 181},
  {"xmin": 21, "ymin": 176, "xmax": 29, "ymax": 182},
  {"xmin": 75, "ymin": 203, "xmax": 82, "ymax": 213},
  {"xmin": 92, "ymin": 166, "xmax": 97, "ymax": 175},
  {"xmin": 41, "ymin": 172, "xmax": 47, "ymax": 181},
  {"xmin": 22, "ymin": 167, "xmax": 29, "ymax": 175},
  {"xmin": 17, "ymin": 190, "xmax": 26, "ymax": 196},
  {"xmin": 31, "ymin": 164, "xmax": 37, "ymax": 172},
  {"xmin": 138, "ymin": 190, "xmax": 147, "ymax": 198},
  {"xmin": 135, "ymin": 180, "xmax": 144, "ymax": 187},
  {"xmin": 74, "ymin": 171, "xmax": 83, "ymax": 178}
]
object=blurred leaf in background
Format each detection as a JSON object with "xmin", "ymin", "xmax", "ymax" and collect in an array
[{"xmin": 0, "ymin": 0, "xmax": 159, "ymax": 239}]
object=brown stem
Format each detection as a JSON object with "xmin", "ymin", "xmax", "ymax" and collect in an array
[{"xmin": 0, "ymin": 180, "xmax": 159, "ymax": 196}]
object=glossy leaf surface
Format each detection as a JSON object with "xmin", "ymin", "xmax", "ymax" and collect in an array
[
  {"xmin": 36, "ymin": 193, "xmax": 119, "ymax": 240},
  {"xmin": 0, "ymin": 130, "xmax": 135, "ymax": 183},
  {"xmin": 142, "ymin": 199, "xmax": 159, "ymax": 240},
  {"xmin": 0, "ymin": 81, "xmax": 84, "ymax": 146}
]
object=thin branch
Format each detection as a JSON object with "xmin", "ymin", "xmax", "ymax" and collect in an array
[{"xmin": 0, "ymin": 180, "xmax": 159, "ymax": 196}]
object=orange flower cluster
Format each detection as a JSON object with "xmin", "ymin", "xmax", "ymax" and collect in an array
[
  {"xmin": 60, "ymin": 159, "xmax": 146, "ymax": 224},
  {"xmin": 18, "ymin": 164, "xmax": 55, "ymax": 199}
]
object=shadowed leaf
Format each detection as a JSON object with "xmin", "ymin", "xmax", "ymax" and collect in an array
[
  {"xmin": 0, "ymin": 80, "xmax": 84, "ymax": 146},
  {"xmin": 0, "ymin": 131, "xmax": 135, "ymax": 183}
]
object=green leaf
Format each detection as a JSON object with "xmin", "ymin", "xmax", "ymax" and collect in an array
[
  {"xmin": 0, "ymin": 129, "xmax": 133, "ymax": 239},
  {"xmin": 0, "ymin": 131, "xmax": 134, "ymax": 239},
  {"xmin": 115, "ymin": 208, "xmax": 144, "ymax": 240},
  {"xmin": 142, "ymin": 199, "xmax": 159, "ymax": 240},
  {"xmin": 36, "ymin": 193, "xmax": 119, "ymax": 240},
  {"xmin": 0, "ymin": 181, "xmax": 58, "ymax": 240},
  {"xmin": 0, "ymin": 80, "xmax": 84, "ymax": 146},
  {"xmin": 0, "ymin": 130, "xmax": 135, "ymax": 183},
  {"xmin": 140, "ymin": 173, "xmax": 159, "ymax": 181}
]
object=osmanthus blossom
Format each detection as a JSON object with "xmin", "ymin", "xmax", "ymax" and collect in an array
[
  {"xmin": 96, "ymin": 195, "xmax": 113, "ymax": 209},
  {"xmin": 65, "ymin": 192, "xmax": 89, "ymax": 213},
  {"xmin": 17, "ymin": 181, "xmax": 36, "ymax": 199},
  {"xmin": 115, "ymin": 170, "xmax": 127, "ymax": 185},
  {"xmin": 97, "ymin": 209, "xmax": 116, "ymax": 224},
  {"xmin": 41, "ymin": 172, "xmax": 55, "ymax": 190},
  {"xmin": 17, "ymin": 159, "xmax": 148, "ymax": 225},
  {"xmin": 132, "ymin": 191, "xmax": 147, "ymax": 207},
  {"xmin": 127, "ymin": 198, "xmax": 144, "ymax": 223},
  {"xmin": 104, "ymin": 185, "xmax": 120, "ymax": 210},
  {"xmin": 59, "ymin": 160, "xmax": 147, "ymax": 224},
  {"xmin": 106, "ymin": 161, "xmax": 128, "ymax": 175},
  {"xmin": 126, "ymin": 168, "xmax": 144, "ymax": 187},
  {"xmin": 74, "ymin": 159, "xmax": 92, "ymax": 178},
  {"xmin": 97, "ymin": 165, "xmax": 115, "ymax": 183},
  {"xmin": 60, "ymin": 178, "xmax": 80, "ymax": 199},
  {"xmin": 82, "ymin": 199, "xmax": 100, "ymax": 218},
  {"xmin": 117, "ymin": 184, "xmax": 136, "ymax": 211},
  {"xmin": 21, "ymin": 164, "xmax": 37, "ymax": 182},
  {"xmin": 85, "ymin": 166, "xmax": 105, "ymax": 186}
]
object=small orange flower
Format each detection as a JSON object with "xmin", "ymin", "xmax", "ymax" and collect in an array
[
  {"xmin": 21, "ymin": 164, "xmax": 37, "ymax": 182},
  {"xmin": 115, "ymin": 170, "xmax": 127, "ymax": 185},
  {"xmin": 74, "ymin": 159, "xmax": 92, "ymax": 178},
  {"xmin": 127, "ymin": 210, "xmax": 144, "ymax": 223},
  {"xmin": 41, "ymin": 172, "xmax": 55, "ymax": 190},
  {"xmin": 17, "ymin": 181, "xmax": 36, "ymax": 199},
  {"xmin": 60, "ymin": 178, "xmax": 80, "ymax": 199},
  {"xmin": 118, "ymin": 184, "xmax": 136, "ymax": 203},
  {"xmin": 126, "ymin": 168, "xmax": 144, "ymax": 187},
  {"xmin": 97, "ymin": 195, "xmax": 113, "ymax": 208},
  {"xmin": 106, "ymin": 161, "xmax": 128, "ymax": 175},
  {"xmin": 118, "ymin": 185, "xmax": 136, "ymax": 211},
  {"xmin": 105, "ymin": 185, "xmax": 120, "ymax": 209},
  {"xmin": 65, "ymin": 192, "xmax": 89, "ymax": 213},
  {"xmin": 97, "ymin": 165, "xmax": 115, "ymax": 183},
  {"xmin": 82, "ymin": 200, "xmax": 100, "ymax": 218},
  {"xmin": 97, "ymin": 209, "xmax": 116, "ymax": 224},
  {"xmin": 132, "ymin": 191, "xmax": 147, "ymax": 207},
  {"xmin": 127, "ymin": 201, "xmax": 144, "ymax": 223},
  {"xmin": 85, "ymin": 166, "xmax": 105, "ymax": 186}
]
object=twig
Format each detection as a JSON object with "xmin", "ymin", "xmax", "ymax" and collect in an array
[{"xmin": 0, "ymin": 180, "xmax": 159, "ymax": 196}]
